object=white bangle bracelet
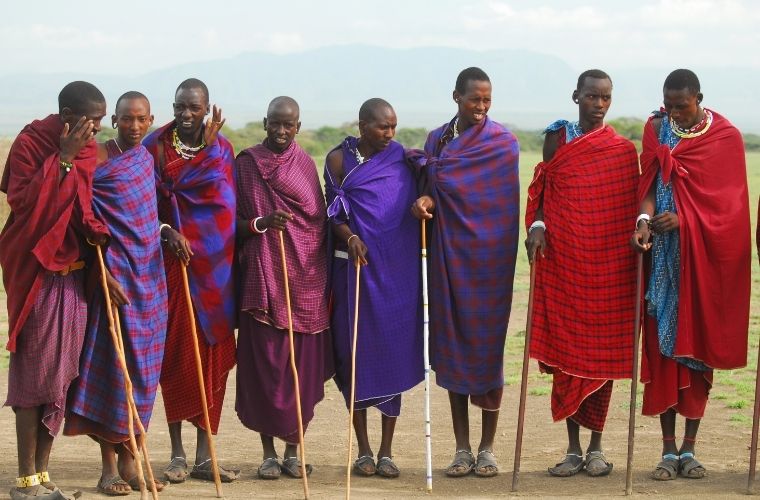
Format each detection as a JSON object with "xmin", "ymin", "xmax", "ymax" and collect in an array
[
  {"xmin": 636, "ymin": 214, "xmax": 651, "ymax": 229},
  {"xmin": 529, "ymin": 220, "xmax": 546, "ymax": 233},
  {"xmin": 252, "ymin": 217, "xmax": 268, "ymax": 234},
  {"xmin": 159, "ymin": 223, "xmax": 172, "ymax": 242}
]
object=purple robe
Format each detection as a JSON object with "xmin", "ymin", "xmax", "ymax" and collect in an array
[{"xmin": 324, "ymin": 138, "xmax": 423, "ymax": 414}]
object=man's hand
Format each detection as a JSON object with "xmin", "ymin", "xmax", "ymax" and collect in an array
[
  {"xmin": 105, "ymin": 269, "xmax": 130, "ymax": 307},
  {"xmin": 60, "ymin": 116, "xmax": 95, "ymax": 163},
  {"xmin": 650, "ymin": 211, "xmax": 679, "ymax": 234},
  {"xmin": 203, "ymin": 105, "xmax": 226, "ymax": 146},
  {"xmin": 411, "ymin": 195, "xmax": 435, "ymax": 220},
  {"xmin": 261, "ymin": 210, "xmax": 293, "ymax": 231},
  {"xmin": 347, "ymin": 235, "xmax": 368, "ymax": 266},
  {"xmin": 162, "ymin": 227, "xmax": 193, "ymax": 266},
  {"xmin": 630, "ymin": 222, "xmax": 652, "ymax": 253},
  {"xmin": 525, "ymin": 227, "xmax": 546, "ymax": 264}
]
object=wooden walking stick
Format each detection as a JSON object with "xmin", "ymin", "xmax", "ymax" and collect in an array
[
  {"xmin": 345, "ymin": 260, "xmax": 361, "ymax": 500},
  {"xmin": 511, "ymin": 259, "xmax": 537, "ymax": 492},
  {"xmin": 93, "ymin": 246, "xmax": 156, "ymax": 499},
  {"xmin": 421, "ymin": 219, "xmax": 433, "ymax": 493},
  {"xmin": 748, "ymin": 325, "xmax": 760, "ymax": 493},
  {"xmin": 625, "ymin": 253, "xmax": 644, "ymax": 496},
  {"xmin": 179, "ymin": 263, "xmax": 223, "ymax": 498},
  {"xmin": 112, "ymin": 306, "xmax": 159, "ymax": 500},
  {"xmin": 278, "ymin": 231, "xmax": 310, "ymax": 499}
]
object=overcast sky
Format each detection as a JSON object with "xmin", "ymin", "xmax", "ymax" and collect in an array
[{"xmin": 2, "ymin": 0, "xmax": 758, "ymax": 76}]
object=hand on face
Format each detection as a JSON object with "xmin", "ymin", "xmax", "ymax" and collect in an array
[{"xmin": 60, "ymin": 116, "xmax": 95, "ymax": 163}]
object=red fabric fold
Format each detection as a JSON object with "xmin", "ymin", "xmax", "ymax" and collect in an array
[
  {"xmin": 0, "ymin": 114, "xmax": 108, "ymax": 351},
  {"xmin": 638, "ymin": 111, "xmax": 750, "ymax": 370},
  {"xmin": 526, "ymin": 125, "xmax": 639, "ymax": 379}
]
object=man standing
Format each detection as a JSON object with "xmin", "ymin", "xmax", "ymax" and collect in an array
[
  {"xmin": 325, "ymin": 98, "xmax": 423, "ymax": 478},
  {"xmin": 64, "ymin": 91, "xmax": 168, "ymax": 495},
  {"xmin": 631, "ymin": 69, "xmax": 750, "ymax": 480},
  {"xmin": 1, "ymin": 81, "xmax": 110, "ymax": 500},
  {"xmin": 410, "ymin": 67, "xmax": 519, "ymax": 478},
  {"xmin": 525, "ymin": 70, "xmax": 639, "ymax": 477},
  {"xmin": 235, "ymin": 96, "xmax": 332, "ymax": 480},
  {"xmin": 143, "ymin": 78, "xmax": 239, "ymax": 483}
]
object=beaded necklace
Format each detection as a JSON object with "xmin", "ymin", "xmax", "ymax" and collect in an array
[
  {"xmin": 452, "ymin": 117, "xmax": 460, "ymax": 140},
  {"xmin": 670, "ymin": 108, "xmax": 713, "ymax": 139},
  {"xmin": 172, "ymin": 127, "xmax": 205, "ymax": 159},
  {"xmin": 112, "ymin": 138, "xmax": 124, "ymax": 155}
]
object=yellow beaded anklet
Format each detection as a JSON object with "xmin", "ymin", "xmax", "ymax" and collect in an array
[
  {"xmin": 16, "ymin": 474, "xmax": 40, "ymax": 488},
  {"xmin": 37, "ymin": 471, "xmax": 50, "ymax": 483}
]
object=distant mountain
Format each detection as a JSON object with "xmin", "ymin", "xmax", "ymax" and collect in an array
[{"xmin": 1, "ymin": 45, "xmax": 758, "ymax": 134}]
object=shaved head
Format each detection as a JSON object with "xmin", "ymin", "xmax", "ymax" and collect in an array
[
  {"xmin": 176, "ymin": 78, "xmax": 209, "ymax": 103},
  {"xmin": 359, "ymin": 98, "xmax": 393, "ymax": 123},
  {"xmin": 58, "ymin": 81, "xmax": 105, "ymax": 114},
  {"xmin": 267, "ymin": 96, "xmax": 300, "ymax": 118},
  {"xmin": 115, "ymin": 91, "xmax": 149, "ymax": 114}
]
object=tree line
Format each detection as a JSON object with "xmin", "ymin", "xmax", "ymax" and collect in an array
[{"xmin": 95, "ymin": 118, "xmax": 760, "ymax": 156}]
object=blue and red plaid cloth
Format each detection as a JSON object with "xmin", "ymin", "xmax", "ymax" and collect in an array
[
  {"xmin": 408, "ymin": 116, "xmax": 520, "ymax": 396},
  {"xmin": 66, "ymin": 143, "xmax": 168, "ymax": 439},
  {"xmin": 143, "ymin": 122, "xmax": 236, "ymax": 345}
]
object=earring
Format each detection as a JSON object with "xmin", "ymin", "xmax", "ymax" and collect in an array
[
  {"xmin": 455, "ymin": 99, "xmax": 460, "ymax": 103},
  {"xmin": 573, "ymin": 98, "xmax": 579, "ymax": 104},
  {"xmin": 112, "ymin": 123, "xmax": 117, "ymax": 129}
]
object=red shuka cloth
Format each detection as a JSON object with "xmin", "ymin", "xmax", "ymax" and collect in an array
[
  {"xmin": 526, "ymin": 125, "xmax": 639, "ymax": 380},
  {"xmin": 0, "ymin": 114, "xmax": 109, "ymax": 352},
  {"xmin": 638, "ymin": 110, "xmax": 750, "ymax": 371}
]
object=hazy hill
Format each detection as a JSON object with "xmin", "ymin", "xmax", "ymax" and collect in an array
[{"xmin": 1, "ymin": 45, "xmax": 758, "ymax": 134}]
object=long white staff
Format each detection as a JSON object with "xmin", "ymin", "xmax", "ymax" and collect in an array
[{"xmin": 421, "ymin": 219, "xmax": 433, "ymax": 492}]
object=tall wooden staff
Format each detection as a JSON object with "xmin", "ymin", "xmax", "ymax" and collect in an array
[
  {"xmin": 511, "ymin": 260, "xmax": 537, "ymax": 492},
  {"xmin": 111, "ymin": 306, "xmax": 159, "ymax": 500},
  {"xmin": 749, "ymin": 321, "xmax": 760, "ymax": 493},
  {"xmin": 625, "ymin": 253, "xmax": 644, "ymax": 495},
  {"xmin": 179, "ymin": 263, "xmax": 223, "ymax": 497},
  {"xmin": 94, "ymin": 246, "xmax": 158, "ymax": 500},
  {"xmin": 278, "ymin": 231, "xmax": 310, "ymax": 499},
  {"xmin": 421, "ymin": 219, "xmax": 433, "ymax": 492},
  {"xmin": 345, "ymin": 262, "xmax": 361, "ymax": 500}
]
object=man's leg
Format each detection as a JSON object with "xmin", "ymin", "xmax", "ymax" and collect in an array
[
  {"xmin": 678, "ymin": 417, "xmax": 706, "ymax": 478},
  {"xmin": 163, "ymin": 421, "xmax": 188, "ymax": 483},
  {"xmin": 473, "ymin": 408, "xmax": 500, "ymax": 477},
  {"xmin": 96, "ymin": 442, "xmax": 131, "ymax": 495},
  {"xmin": 651, "ymin": 408, "xmax": 679, "ymax": 480},
  {"xmin": 15, "ymin": 407, "xmax": 44, "ymax": 495},
  {"xmin": 351, "ymin": 409, "xmax": 375, "ymax": 475},
  {"xmin": 194, "ymin": 426, "xmax": 240, "ymax": 482},
  {"xmin": 377, "ymin": 414, "xmax": 397, "ymax": 459},
  {"xmin": 257, "ymin": 434, "xmax": 282, "ymax": 480},
  {"xmin": 548, "ymin": 419, "xmax": 585, "ymax": 476},
  {"xmin": 375, "ymin": 414, "xmax": 400, "ymax": 477},
  {"xmin": 445, "ymin": 391, "xmax": 474, "ymax": 476}
]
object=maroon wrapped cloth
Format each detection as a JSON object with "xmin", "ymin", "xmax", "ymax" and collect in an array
[
  {"xmin": 236, "ymin": 140, "xmax": 329, "ymax": 334},
  {"xmin": 235, "ymin": 315, "xmax": 332, "ymax": 442},
  {"xmin": 0, "ymin": 114, "xmax": 109, "ymax": 351},
  {"xmin": 5, "ymin": 272, "xmax": 87, "ymax": 436}
]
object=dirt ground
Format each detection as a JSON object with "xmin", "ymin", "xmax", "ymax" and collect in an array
[{"xmin": 0, "ymin": 321, "xmax": 757, "ymax": 499}]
